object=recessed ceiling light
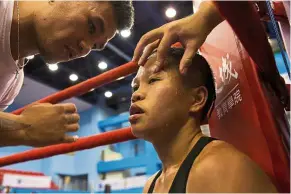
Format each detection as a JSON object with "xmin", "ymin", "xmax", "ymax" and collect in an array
[
  {"xmin": 48, "ymin": 63, "xmax": 58, "ymax": 71},
  {"xmin": 69, "ymin": 73, "xmax": 78, "ymax": 82},
  {"xmin": 120, "ymin": 29, "xmax": 131, "ymax": 38},
  {"xmin": 165, "ymin": 7, "xmax": 176, "ymax": 18},
  {"xmin": 98, "ymin": 61, "xmax": 108, "ymax": 70},
  {"xmin": 104, "ymin": 91, "xmax": 113, "ymax": 98}
]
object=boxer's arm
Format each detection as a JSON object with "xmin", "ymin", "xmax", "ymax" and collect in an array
[
  {"xmin": 0, "ymin": 112, "xmax": 27, "ymax": 146},
  {"xmin": 197, "ymin": 1, "xmax": 225, "ymax": 32}
]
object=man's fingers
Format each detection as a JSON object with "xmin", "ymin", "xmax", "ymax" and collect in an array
[
  {"xmin": 180, "ymin": 44, "xmax": 198, "ymax": 75},
  {"xmin": 65, "ymin": 113, "xmax": 80, "ymax": 124},
  {"xmin": 35, "ymin": 102, "xmax": 52, "ymax": 106},
  {"xmin": 27, "ymin": 102, "xmax": 52, "ymax": 109},
  {"xmin": 138, "ymin": 40, "xmax": 160, "ymax": 66},
  {"xmin": 64, "ymin": 103, "xmax": 77, "ymax": 113},
  {"xmin": 133, "ymin": 29, "xmax": 163, "ymax": 63},
  {"xmin": 65, "ymin": 123, "xmax": 80, "ymax": 132},
  {"xmin": 155, "ymin": 32, "xmax": 178, "ymax": 72},
  {"xmin": 62, "ymin": 135, "xmax": 79, "ymax": 143},
  {"xmin": 55, "ymin": 103, "xmax": 77, "ymax": 114}
]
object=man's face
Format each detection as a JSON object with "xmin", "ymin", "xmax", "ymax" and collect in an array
[
  {"xmin": 34, "ymin": 1, "xmax": 117, "ymax": 63},
  {"xmin": 130, "ymin": 55, "xmax": 193, "ymax": 141}
]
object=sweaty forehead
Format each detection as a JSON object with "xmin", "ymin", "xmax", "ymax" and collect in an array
[
  {"xmin": 132, "ymin": 53, "xmax": 177, "ymax": 85},
  {"xmin": 134, "ymin": 55, "xmax": 159, "ymax": 81},
  {"xmin": 142, "ymin": 54, "xmax": 158, "ymax": 73}
]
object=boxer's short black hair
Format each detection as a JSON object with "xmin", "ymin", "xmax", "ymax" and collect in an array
[
  {"xmin": 110, "ymin": 1, "xmax": 134, "ymax": 30},
  {"xmin": 166, "ymin": 48, "xmax": 216, "ymax": 122}
]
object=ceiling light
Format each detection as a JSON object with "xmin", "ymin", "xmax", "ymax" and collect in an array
[
  {"xmin": 104, "ymin": 91, "xmax": 113, "ymax": 98},
  {"xmin": 26, "ymin": 55, "xmax": 34, "ymax": 60},
  {"xmin": 69, "ymin": 74, "xmax": 78, "ymax": 82},
  {"xmin": 98, "ymin": 61, "xmax": 108, "ymax": 70},
  {"xmin": 48, "ymin": 63, "xmax": 58, "ymax": 71},
  {"xmin": 165, "ymin": 7, "xmax": 176, "ymax": 18},
  {"xmin": 120, "ymin": 29, "xmax": 131, "ymax": 38}
]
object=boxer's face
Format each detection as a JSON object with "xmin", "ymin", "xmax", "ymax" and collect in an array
[
  {"xmin": 130, "ymin": 55, "xmax": 194, "ymax": 141},
  {"xmin": 33, "ymin": 1, "xmax": 117, "ymax": 63}
]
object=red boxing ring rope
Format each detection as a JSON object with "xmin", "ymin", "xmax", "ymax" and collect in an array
[
  {"xmin": 0, "ymin": 127, "xmax": 136, "ymax": 167},
  {"xmin": 0, "ymin": 61, "xmax": 139, "ymax": 166}
]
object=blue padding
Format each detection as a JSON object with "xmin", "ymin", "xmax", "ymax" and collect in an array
[
  {"xmin": 274, "ymin": 52, "xmax": 290, "ymax": 74},
  {"xmin": 98, "ymin": 113, "xmax": 130, "ymax": 131},
  {"xmin": 97, "ymin": 155, "xmax": 159, "ymax": 173}
]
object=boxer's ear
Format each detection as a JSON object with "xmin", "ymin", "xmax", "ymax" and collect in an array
[{"xmin": 189, "ymin": 86, "xmax": 208, "ymax": 114}]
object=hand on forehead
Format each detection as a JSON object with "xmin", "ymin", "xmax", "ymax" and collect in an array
[
  {"xmin": 132, "ymin": 55, "xmax": 160, "ymax": 86},
  {"xmin": 137, "ymin": 53, "xmax": 171, "ymax": 77},
  {"xmin": 132, "ymin": 53, "xmax": 180, "ymax": 88},
  {"xmin": 142, "ymin": 49, "xmax": 175, "ymax": 73},
  {"xmin": 134, "ymin": 56, "xmax": 158, "ymax": 82}
]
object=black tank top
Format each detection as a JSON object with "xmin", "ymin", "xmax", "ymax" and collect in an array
[{"xmin": 147, "ymin": 136, "xmax": 216, "ymax": 193}]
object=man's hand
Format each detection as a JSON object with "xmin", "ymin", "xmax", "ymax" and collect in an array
[
  {"xmin": 18, "ymin": 103, "xmax": 80, "ymax": 147},
  {"xmin": 132, "ymin": 1, "xmax": 224, "ymax": 74}
]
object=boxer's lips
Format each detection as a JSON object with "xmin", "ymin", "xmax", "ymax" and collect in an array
[
  {"xmin": 129, "ymin": 104, "xmax": 144, "ymax": 123},
  {"xmin": 129, "ymin": 104, "xmax": 144, "ymax": 116}
]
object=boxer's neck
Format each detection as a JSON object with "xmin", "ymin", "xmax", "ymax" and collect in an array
[
  {"xmin": 10, "ymin": 1, "xmax": 40, "ymax": 61},
  {"xmin": 152, "ymin": 119, "xmax": 203, "ymax": 172}
]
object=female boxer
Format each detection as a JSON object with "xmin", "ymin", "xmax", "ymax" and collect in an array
[{"xmin": 130, "ymin": 47, "xmax": 277, "ymax": 193}]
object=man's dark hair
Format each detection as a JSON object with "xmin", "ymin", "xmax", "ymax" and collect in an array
[
  {"xmin": 110, "ymin": 1, "xmax": 134, "ymax": 30},
  {"xmin": 167, "ymin": 47, "xmax": 216, "ymax": 122}
]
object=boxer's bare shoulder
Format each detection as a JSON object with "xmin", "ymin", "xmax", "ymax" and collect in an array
[
  {"xmin": 142, "ymin": 172, "xmax": 159, "ymax": 193},
  {"xmin": 187, "ymin": 140, "xmax": 277, "ymax": 192}
]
